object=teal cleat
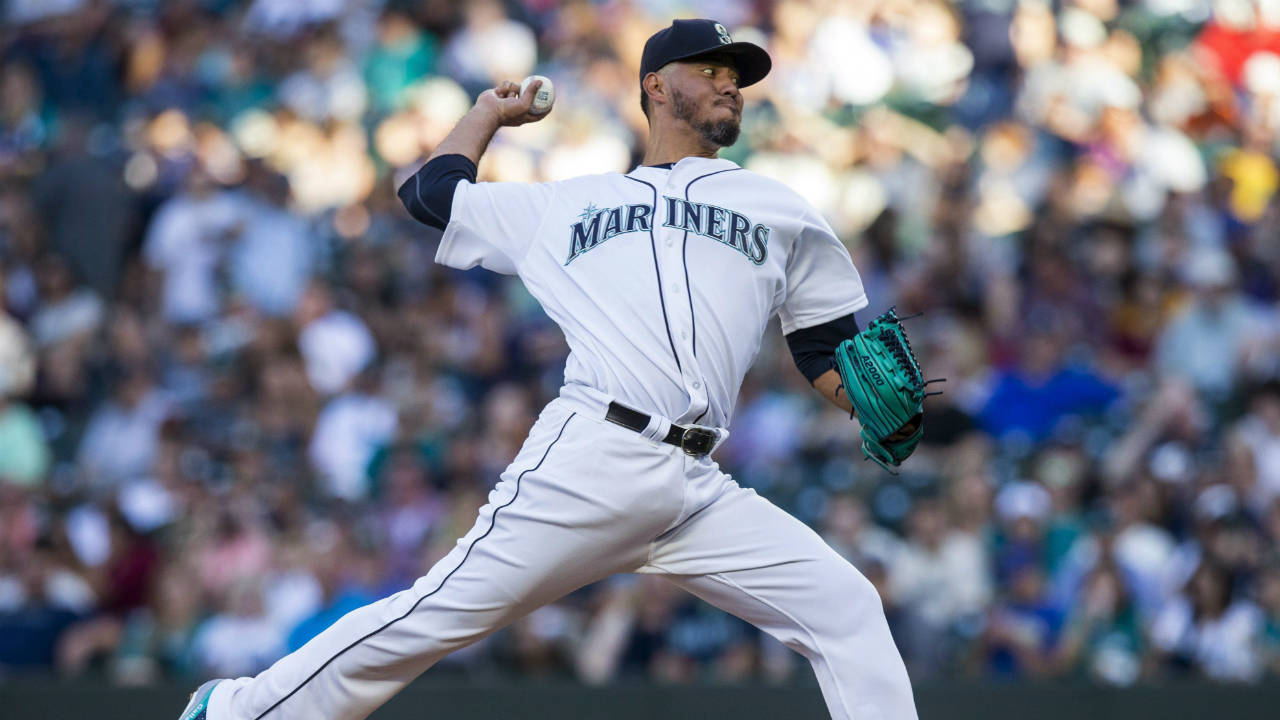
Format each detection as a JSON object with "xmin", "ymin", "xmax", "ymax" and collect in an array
[{"xmin": 177, "ymin": 679, "xmax": 222, "ymax": 720}]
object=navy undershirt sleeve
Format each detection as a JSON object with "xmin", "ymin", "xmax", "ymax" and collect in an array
[
  {"xmin": 784, "ymin": 312, "xmax": 860, "ymax": 383},
  {"xmin": 396, "ymin": 154, "xmax": 478, "ymax": 230}
]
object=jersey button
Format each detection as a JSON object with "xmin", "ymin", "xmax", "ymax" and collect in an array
[
  {"xmin": 681, "ymin": 331, "xmax": 689, "ymax": 340},
  {"xmin": 692, "ymin": 381, "xmax": 701, "ymax": 389}
]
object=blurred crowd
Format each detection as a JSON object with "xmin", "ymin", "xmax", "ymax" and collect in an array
[{"xmin": 3, "ymin": 0, "xmax": 1280, "ymax": 690}]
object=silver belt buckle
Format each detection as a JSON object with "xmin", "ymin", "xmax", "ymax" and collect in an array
[{"xmin": 680, "ymin": 427, "xmax": 717, "ymax": 457}]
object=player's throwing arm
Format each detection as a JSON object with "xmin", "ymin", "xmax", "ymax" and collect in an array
[
  {"xmin": 433, "ymin": 76, "xmax": 552, "ymax": 165},
  {"xmin": 394, "ymin": 76, "xmax": 553, "ymax": 238}
]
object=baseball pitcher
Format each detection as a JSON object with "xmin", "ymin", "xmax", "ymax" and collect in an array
[{"xmin": 180, "ymin": 19, "xmax": 928, "ymax": 720}]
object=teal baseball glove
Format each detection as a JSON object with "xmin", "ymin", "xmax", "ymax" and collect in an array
[{"xmin": 833, "ymin": 308, "xmax": 941, "ymax": 472}]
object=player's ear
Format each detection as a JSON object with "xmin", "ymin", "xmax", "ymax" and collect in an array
[{"xmin": 642, "ymin": 72, "xmax": 665, "ymax": 109}]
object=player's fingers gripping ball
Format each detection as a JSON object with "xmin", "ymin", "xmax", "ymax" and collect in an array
[
  {"xmin": 833, "ymin": 308, "xmax": 942, "ymax": 472},
  {"xmin": 521, "ymin": 75, "xmax": 555, "ymax": 115}
]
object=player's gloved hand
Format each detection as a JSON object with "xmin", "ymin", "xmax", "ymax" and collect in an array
[
  {"xmin": 832, "ymin": 308, "xmax": 942, "ymax": 473},
  {"xmin": 477, "ymin": 79, "xmax": 549, "ymax": 127}
]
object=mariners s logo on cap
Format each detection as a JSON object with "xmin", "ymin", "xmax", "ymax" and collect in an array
[{"xmin": 639, "ymin": 18, "xmax": 771, "ymax": 87}]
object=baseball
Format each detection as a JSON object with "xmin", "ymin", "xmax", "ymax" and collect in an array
[{"xmin": 521, "ymin": 74, "xmax": 555, "ymax": 114}]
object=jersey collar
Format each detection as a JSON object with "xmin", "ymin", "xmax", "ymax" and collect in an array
[{"xmin": 628, "ymin": 156, "xmax": 740, "ymax": 178}]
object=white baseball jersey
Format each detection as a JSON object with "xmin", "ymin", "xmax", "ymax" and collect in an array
[
  {"xmin": 436, "ymin": 156, "xmax": 869, "ymax": 429},
  {"xmin": 204, "ymin": 156, "xmax": 916, "ymax": 720}
]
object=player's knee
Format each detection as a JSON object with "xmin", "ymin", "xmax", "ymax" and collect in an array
[{"xmin": 812, "ymin": 560, "xmax": 886, "ymax": 631}]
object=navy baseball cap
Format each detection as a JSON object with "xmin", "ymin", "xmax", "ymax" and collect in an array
[{"xmin": 640, "ymin": 19, "xmax": 771, "ymax": 88}]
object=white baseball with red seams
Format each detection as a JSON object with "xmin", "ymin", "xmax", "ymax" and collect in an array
[{"xmin": 205, "ymin": 160, "xmax": 917, "ymax": 719}]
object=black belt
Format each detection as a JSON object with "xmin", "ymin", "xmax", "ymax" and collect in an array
[{"xmin": 605, "ymin": 402, "xmax": 717, "ymax": 457}]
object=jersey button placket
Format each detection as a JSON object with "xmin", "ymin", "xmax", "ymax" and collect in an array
[{"xmin": 661, "ymin": 173, "xmax": 707, "ymax": 421}]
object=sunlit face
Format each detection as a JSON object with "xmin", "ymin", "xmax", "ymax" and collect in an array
[{"xmin": 663, "ymin": 57, "xmax": 743, "ymax": 147}]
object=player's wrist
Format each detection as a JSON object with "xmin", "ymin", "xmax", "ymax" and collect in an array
[{"xmin": 469, "ymin": 98, "xmax": 505, "ymax": 129}]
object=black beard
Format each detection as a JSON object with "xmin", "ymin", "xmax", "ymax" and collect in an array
[{"xmin": 671, "ymin": 87, "xmax": 740, "ymax": 147}]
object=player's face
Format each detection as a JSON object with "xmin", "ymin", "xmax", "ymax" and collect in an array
[{"xmin": 668, "ymin": 58, "xmax": 743, "ymax": 147}]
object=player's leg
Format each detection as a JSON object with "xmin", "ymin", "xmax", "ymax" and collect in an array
[
  {"xmin": 641, "ymin": 465, "xmax": 917, "ymax": 720},
  {"xmin": 207, "ymin": 405, "xmax": 684, "ymax": 720}
]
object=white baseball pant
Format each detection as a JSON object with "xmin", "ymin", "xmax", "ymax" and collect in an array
[{"xmin": 207, "ymin": 396, "xmax": 917, "ymax": 720}]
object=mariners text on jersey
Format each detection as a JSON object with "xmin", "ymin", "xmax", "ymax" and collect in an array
[
  {"xmin": 565, "ymin": 197, "xmax": 771, "ymax": 266},
  {"xmin": 434, "ymin": 156, "xmax": 869, "ymax": 430}
]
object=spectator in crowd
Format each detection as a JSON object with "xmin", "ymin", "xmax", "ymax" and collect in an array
[
  {"xmin": 142, "ymin": 167, "xmax": 243, "ymax": 326},
  {"xmin": 0, "ymin": 313, "xmax": 47, "ymax": 487},
  {"xmin": 977, "ymin": 323, "xmax": 1119, "ymax": 445},
  {"xmin": 294, "ymin": 282, "xmax": 377, "ymax": 397},
  {"xmin": 1056, "ymin": 481, "xmax": 1176, "ymax": 623},
  {"xmin": 1155, "ymin": 248, "xmax": 1258, "ymax": 403},
  {"xmin": 30, "ymin": 114, "xmax": 136, "ymax": 299},
  {"xmin": 0, "ymin": 532, "xmax": 94, "ymax": 671},
  {"xmin": 1151, "ymin": 560, "xmax": 1263, "ymax": 681},
  {"xmin": 992, "ymin": 482, "xmax": 1052, "ymax": 588},
  {"xmin": 228, "ymin": 166, "xmax": 317, "ymax": 318},
  {"xmin": 374, "ymin": 447, "xmax": 445, "ymax": 588},
  {"xmin": 1056, "ymin": 560, "xmax": 1146, "ymax": 685},
  {"xmin": 1258, "ymin": 563, "xmax": 1280, "ymax": 678},
  {"xmin": 28, "ymin": 253, "xmax": 103, "ymax": 352},
  {"xmin": 190, "ymin": 577, "xmax": 285, "ymax": 678},
  {"xmin": 307, "ymin": 366, "xmax": 398, "ymax": 501},
  {"xmin": 76, "ymin": 365, "xmax": 170, "ymax": 490},
  {"xmin": 979, "ymin": 557, "xmax": 1063, "ymax": 679},
  {"xmin": 820, "ymin": 492, "xmax": 902, "ymax": 572},
  {"xmin": 1232, "ymin": 380, "xmax": 1280, "ymax": 514},
  {"xmin": 889, "ymin": 495, "xmax": 991, "ymax": 677},
  {"xmin": 284, "ymin": 533, "xmax": 380, "ymax": 654},
  {"xmin": 55, "ymin": 506, "xmax": 161, "ymax": 676}
]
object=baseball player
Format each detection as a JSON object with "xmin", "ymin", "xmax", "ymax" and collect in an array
[{"xmin": 180, "ymin": 18, "xmax": 927, "ymax": 720}]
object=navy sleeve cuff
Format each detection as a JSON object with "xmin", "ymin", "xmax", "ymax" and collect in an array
[
  {"xmin": 784, "ymin": 312, "xmax": 860, "ymax": 383},
  {"xmin": 397, "ymin": 154, "xmax": 478, "ymax": 230}
]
